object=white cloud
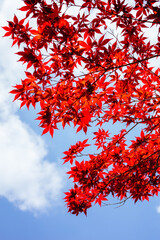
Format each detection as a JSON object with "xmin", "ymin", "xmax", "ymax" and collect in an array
[
  {"xmin": 0, "ymin": 0, "xmax": 65, "ymax": 213},
  {"xmin": 157, "ymin": 206, "xmax": 160, "ymax": 214},
  {"xmin": 0, "ymin": 115, "xmax": 64, "ymax": 212}
]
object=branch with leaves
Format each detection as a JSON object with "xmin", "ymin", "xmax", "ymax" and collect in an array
[{"xmin": 3, "ymin": 0, "xmax": 160, "ymax": 215}]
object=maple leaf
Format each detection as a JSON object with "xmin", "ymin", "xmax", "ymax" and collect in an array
[{"xmin": 3, "ymin": 0, "xmax": 160, "ymax": 215}]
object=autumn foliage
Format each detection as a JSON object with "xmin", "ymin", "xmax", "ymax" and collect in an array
[{"xmin": 3, "ymin": 0, "xmax": 160, "ymax": 215}]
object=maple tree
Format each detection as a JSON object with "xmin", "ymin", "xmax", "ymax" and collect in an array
[{"xmin": 3, "ymin": 0, "xmax": 160, "ymax": 215}]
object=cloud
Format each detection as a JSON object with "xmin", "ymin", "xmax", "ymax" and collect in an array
[
  {"xmin": 0, "ymin": 115, "xmax": 64, "ymax": 212},
  {"xmin": 0, "ymin": 0, "xmax": 65, "ymax": 213},
  {"xmin": 157, "ymin": 206, "xmax": 160, "ymax": 214}
]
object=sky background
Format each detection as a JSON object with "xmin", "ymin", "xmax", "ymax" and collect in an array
[{"xmin": 0, "ymin": 0, "xmax": 160, "ymax": 239}]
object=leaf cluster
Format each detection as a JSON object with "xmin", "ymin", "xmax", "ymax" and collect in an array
[{"xmin": 3, "ymin": 0, "xmax": 160, "ymax": 215}]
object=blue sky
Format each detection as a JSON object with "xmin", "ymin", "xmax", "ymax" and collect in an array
[{"xmin": 0, "ymin": 0, "xmax": 160, "ymax": 239}]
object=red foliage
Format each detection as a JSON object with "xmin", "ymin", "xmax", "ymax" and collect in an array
[{"xmin": 3, "ymin": 0, "xmax": 160, "ymax": 215}]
